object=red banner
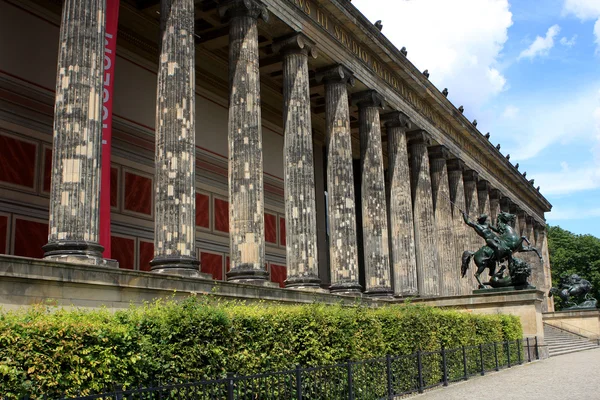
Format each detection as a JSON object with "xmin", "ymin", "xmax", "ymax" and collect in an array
[{"xmin": 100, "ymin": 0, "xmax": 120, "ymax": 258}]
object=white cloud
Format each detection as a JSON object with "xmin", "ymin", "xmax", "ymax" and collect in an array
[
  {"xmin": 563, "ymin": 0, "xmax": 600, "ymax": 53},
  {"xmin": 518, "ymin": 24, "xmax": 561, "ymax": 60},
  {"xmin": 502, "ymin": 105, "xmax": 519, "ymax": 119},
  {"xmin": 351, "ymin": 0, "xmax": 512, "ymax": 112},
  {"xmin": 548, "ymin": 207, "xmax": 600, "ymax": 220},
  {"xmin": 559, "ymin": 35, "xmax": 577, "ymax": 47}
]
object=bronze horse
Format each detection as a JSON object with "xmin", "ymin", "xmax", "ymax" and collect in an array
[
  {"xmin": 549, "ymin": 274, "xmax": 595, "ymax": 309},
  {"xmin": 461, "ymin": 211, "xmax": 542, "ymax": 288}
]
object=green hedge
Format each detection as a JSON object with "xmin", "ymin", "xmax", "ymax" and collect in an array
[{"xmin": 0, "ymin": 297, "xmax": 522, "ymax": 398}]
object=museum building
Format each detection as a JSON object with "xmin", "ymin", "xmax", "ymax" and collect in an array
[{"xmin": 0, "ymin": 0, "xmax": 553, "ymax": 310}]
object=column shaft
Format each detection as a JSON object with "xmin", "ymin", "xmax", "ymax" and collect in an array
[
  {"xmin": 151, "ymin": 0, "xmax": 198, "ymax": 275},
  {"xmin": 275, "ymin": 35, "xmax": 320, "ymax": 287},
  {"xmin": 489, "ymin": 189, "xmax": 501, "ymax": 227},
  {"xmin": 44, "ymin": 0, "xmax": 107, "ymax": 263},
  {"xmin": 429, "ymin": 147, "xmax": 457, "ymax": 296},
  {"xmin": 476, "ymin": 180, "xmax": 491, "ymax": 283},
  {"xmin": 353, "ymin": 91, "xmax": 391, "ymax": 296},
  {"xmin": 463, "ymin": 170, "xmax": 480, "ymax": 288},
  {"xmin": 383, "ymin": 112, "xmax": 418, "ymax": 296},
  {"xmin": 408, "ymin": 131, "xmax": 439, "ymax": 296},
  {"xmin": 221, "ymin": 1, "xmax": 269, "ymax": 281},
  {"xmin": 448, "ymin": 160, "xmax": 471, "ymax": 294},
  {"xmin": 317, "ymin": 66, "xmax": 361, "ymax": 293}
]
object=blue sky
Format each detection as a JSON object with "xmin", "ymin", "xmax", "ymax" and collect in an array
[{"xmin": 353, "ymin": 0, "xmax": 600, "ymax": 237}]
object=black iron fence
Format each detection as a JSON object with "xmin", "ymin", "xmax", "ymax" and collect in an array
[{"xmin": 27, "ymin": 338, "xmax": 540, "ymax": 400}]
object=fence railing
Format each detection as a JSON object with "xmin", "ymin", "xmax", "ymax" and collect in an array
[{"xmin": 26, "ymin": 338, "xmax": 539, "ymax": 400}]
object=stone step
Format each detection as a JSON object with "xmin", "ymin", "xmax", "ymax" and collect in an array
[
  {"xmin": 550, "ymin": 346, "xmax": 600, "ymax": 357},
  {"xmin": 547, "ymin": 343, "xmax": 598, "ymax": 352},
  {"xmin": 543, "ymin": 324, "xmax": 599, "ymax": 357}
]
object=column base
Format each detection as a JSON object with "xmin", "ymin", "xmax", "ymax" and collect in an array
[
  {"xmin": 150, "ymin": 255, "xmax": 203, "ymax": 278},
  {"xmin": 285, "ymin": 276, "xmax": 322, "ymax": 289},
  {"xmin": 364, "ymin": 288, "xmax": 394, "ymax": 298},
  {"xmin": 330, "ymin": 282, "xmax": 363, "ymax": 296},
  {"xmin": 227, "ymin": 264, "xmax": 269, "ymax": 282},
  {"xmin": 43, "ymin": 241, "xmax": 118, "ymax": 267}
]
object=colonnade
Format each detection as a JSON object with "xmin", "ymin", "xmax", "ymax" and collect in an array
[{"xmin": 43, "ymin": 0, "xmax": 548, "ymax": 297}]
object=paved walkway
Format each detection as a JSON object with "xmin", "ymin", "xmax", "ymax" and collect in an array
[{"xmin": 412, "ymin": 348, "xmax": 600, "ymax": 400}]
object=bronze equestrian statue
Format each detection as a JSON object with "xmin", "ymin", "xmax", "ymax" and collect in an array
[
  {"xmin": 461, "ymin": 211, "xmax": 542, "ymax": 289},
  {"xmin": 549, "ymin": 274, "xmax": 597, "ymax": 309}
]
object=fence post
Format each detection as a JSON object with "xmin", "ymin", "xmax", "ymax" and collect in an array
[
  {"xmin": 517, "ymin": 339, "xmax": 522, "ymax": 364},
  {"xmin": 507, "ymin": 341, "xmax": 511, "ymax": 368},
  {"xmin": 227, "ymin": 372, "xmax": 235, "ymax": 400},
  {"xmin": 113, "ymin": 384, "xmax": 123, "ymax": 400},
  {"xmin": 347, "ymin": 360, "xmax": 354, "ymax": 400},
  {"xmin": 296, "ymin": 365, "xmax": 302, "ymax": 400},
  {"xmin": 462, "ymin": 346, "xmax": 468, "ymax": 380},
  {"xmin": 493, "ymin": 342, "xmax": 499, "ymax": 371},
  {"xmin": 526, "ymin": 338, "xmax": 531, "ymax": 362},
  {"xmin": 417, "ymin": 350, "xmax": 424, "ymax": 393},
  {"xmin": 535, "ymin": 336, "xmax": 539, "ymax": 360},
  {"xmin": 386, "ymin": 354, "xmax": 393, "ymax": 399},
  {"xmin": 441, "ymin": 346, "xmax": 448, "ymax": 387},
  {"xmin": 479, "ymin": 344, "xmax": 485, "ymax": 376}
]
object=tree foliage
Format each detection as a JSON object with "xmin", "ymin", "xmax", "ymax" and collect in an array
[{"xmin": 548, "ymin": 225, "xmax": 600, "ymax": 309}]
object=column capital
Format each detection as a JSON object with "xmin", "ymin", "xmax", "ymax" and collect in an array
[
  {"xmin": 272, "ymin": 33, "xmax": 317, "ymax": 57},
  {"xmin": 351, "ymin": 90, "xmax": 385, "ymax": 109},
  {"xmin": 406, "ymin": 130, "xmax": 431, "ymax": 145},
  {"xmin": 381, "ymin": 111, "xmax": 411, "ymax": 128},
  {"xmin": 446, "ymin": 158, "xmax": 465, "ymax": 172},
  {"xmin": 219, "ymin": 0, "xmax": 269, "ymax": 22},
  {"xmin": 316, "ymin": 64, "xmax": 355, "ymax": 86},
  {"xmin": 490, "ymin": 188, "xmax": 502, "ymax": 200},
  {"xmin": 477, "ymin": 180, "xmax": 490, "ymax": 191},
  {"xmin": 534, "ymin": 221, "xmax": 546, "ymax": 233},
  {"xmin": 428, "ymin": 145, "xmax": 449, "ymax": 160},
  {"xmin": 463, "ymin": 169, "xmax": 479, "ymax": 182}
]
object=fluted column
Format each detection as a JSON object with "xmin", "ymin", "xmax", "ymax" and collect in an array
[
  {"xmin": 429, "ymin": 146, "xmax": 457, "ymax": 296},
  {"xmin": 316, "ymin": 65, "xmax": 361, "ymax": 293},
  {"xmin": 525, "ymin": 216, "xmax": 538, "ymax": 287},
  {"xmin": 500, "ymin": 196, "xmax": 511, "ymax": 214},
  {"xmin": 382, "ymin": 112, "xmax": 417, "ymax": 296},
  {"xmin": 509, "ymin": 203, "xmax": 520, "ymax": 231},
  {"xmin": 407, "ymin": 131, "xmax": 439, "ymax": 296},
  {"xmin": 477, "ymin": 180, "xmax": 491, "ymax": 216},
  {"xmin": 43, "ymin": 0, "xmax": 108, "ymax": 264},
  {"xmin": 448, "ymin": 159, "xmax": 471, "ymax": 294},
  {"xmin": 149, "ymin": 0, "xmax": 198, "ymax": 275},
  {"xmin": 463, "ymin": 169, "xmax": 480, "ymax": 288},
  {"xmin": 220, "ymin": 0, "xmax": 269, "ymax": 281},
  {"xmin": 273, "ymin": 34, "xmax": 320, "ymax": 288},
  {"xmin": 536, "ymin": 222, "xmax": 553, "ymax": 311},
  {"xmin": 517, "ymin": 209, "xmax": 526, "ymax": 237},
  {"xmin": 489, "ymin": 189, "xmax": 501, "ymax": 226},
  {"xmin": 352, "ymin": 90, "xmax": 391, "ymax": 296}
]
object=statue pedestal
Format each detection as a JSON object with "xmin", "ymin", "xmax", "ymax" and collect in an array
[{"xmin": 473, "ymin": 284, "xmax": 536, "ymax": 294}]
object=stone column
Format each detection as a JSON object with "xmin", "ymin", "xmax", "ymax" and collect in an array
[
  {"xmin": 525, "ymin": 216, "xmax": 539, "ymax": 287},
  {"xmin": 220, "ymin": 0, "xmax": 269, "ymax": 282},
  {"xmin": 429, "ymin": 146, "xmax": 458, "ymax": 296},
  {"xmin": 407, "ymin": 130, "xmax": 439, "ymax": 296},
  {"xmin": 489, "ymin": 189, "xmax": 501, "ymax": 226},
  {"xmin": 500, "ymin": 196, "xmax": 511, "ymax": 214},
  {"xmin": 509, "ymin": 203, "xmax": 520, "ymax": 232},
  {"xmin": 273, "ymin": 34, "xmax": 320, "ymax": 288},
  {"xmin": 477, "ymin": 180, "xmax": 491, "ymax": 217},
  {"xmin": 43, "ymin": 0, "xmax": 109, "ymax": 265},
  {"xmin": 463, "ymin": 169, "xmax": 480, "ymax": 287},
  {"xmin": 382, "ymin": 112, "xmax": 418, "ymax": 296},
  {"xmin": 149, "ymin": 0, "xmax": 199, "ymax": 275},
  {"xmin": 536, "ymin": 222, "xmax": 554, "ymax": 312},
  {"xmin": 352, "ymin": 90, "xmax": 392, "ymax": 296},
  {"xmin": 448, "ymin": 158, "xmax": 471, "ymax": 294},
  {"xmin": 316, "ymin": 65, "xmax": 361, "ymax": 294},
  {"xmin": 517, "ymin": 209, "xmax": 526, "ymax": 237}
]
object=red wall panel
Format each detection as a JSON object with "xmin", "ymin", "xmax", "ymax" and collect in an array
[
  {"xmin": 265, "ymin": 213, "xmax": 277, "ymax": 244},
  {"xmin": 112, "ymin": 236, "xmax": 135, "ymax": 270},
  {"xmin": 279, "ymin": 217, "xmax": 286, "ymax": 246},
  {"xmin": 0, "ymin": 215, "xmax": 8, "ymax": 254},
  {"xmin": 139, "ymin": 240, "xmax": 154, "ymax": 272},
  {"xmin": 201, "ymin": 252, "xmax": 223, "ymax": 280},
  {"xmin": 43, "ymin": 148, "xmax": 52, "ymax": 192},
  {"xmin": 110, "ymin": 167, "xmax": 119, "ymax": 208},
  {"xmin": 195, "ymin": 193, "xmax": 209, "ymax": 228},
  {"xmin": 214, "ymin": 198, "xmax": 229, "ymax": 233},
  {"xmin": 270, "ymin": 263, "xmax": 287, "ymax": 288},
  {"xmin": 124, "ymin": 172, "xmax": 152, "ymax": 215},
  {"xmin": 14, "ymin": 218, "xmax": 47, "ymax": 258},
  {"xmin": 0, "ymin": 134, "xmax": 37, "ymax": 188}
]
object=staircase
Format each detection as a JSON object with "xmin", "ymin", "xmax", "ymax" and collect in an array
[{"xmin": 543, "ymin": 323, "xmax": 599, "ymax": 357}]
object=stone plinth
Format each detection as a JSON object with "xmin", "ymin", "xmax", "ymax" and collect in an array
[{"xmin": 543, "ymin": 309, "xmax": 600, "ymax": 339}]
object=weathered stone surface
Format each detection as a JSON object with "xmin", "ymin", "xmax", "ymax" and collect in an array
[
  {"xmin": 429, "ymin": 146, "xmax": 458, "ymax": 296},
  {"xmin": 383, "ymin": 112, "xmax": 418, "ymax": 296},
  {"xmin": 151, "ymin": 0, "xmax": 199, "ymax": 276},
  {"xmin": 463, "ymin": 169, "xmax": 480, "ymax": 288},
  {"xmin": 448, "ymin": 158, "xmax": 471, "ymax": 295},
  {"xmin": 274, "ymin": 34, "xmax": 320, "ymax": 288},
  {"xmin": 476, "ymin": 180, "xmax": 491, "ymax": 283},
  {"xmin": 352, "ymin": 90, "xmax": 391, "ymax": 296},
  {"xmin": 220, "ymin": 0, "xmax": 269, "ymax": 281},
  {"xmin": 316, "ymin": 65, "xmax": 361, "ymax": 294},
  {"xmin": 535, "ymin": 223, "xmax": 553, "ymax": 311},
  {"xmin": 500, "ymin": 196, "xmax": 512, "ymax": 214},
  {"xmin": 509, "ymin": 203, "xmax": 520, "ymax": 232},
  {"xmin": 44, "ymin": 0, "xmax": 107, "ymax": 265},
  {"xmin": 407, "ymin": 130, "xmax": 439, "ymax": 296},
  {"xmin": 489, "ymin": 189, "xmax": 501, "ymax": 226}
]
